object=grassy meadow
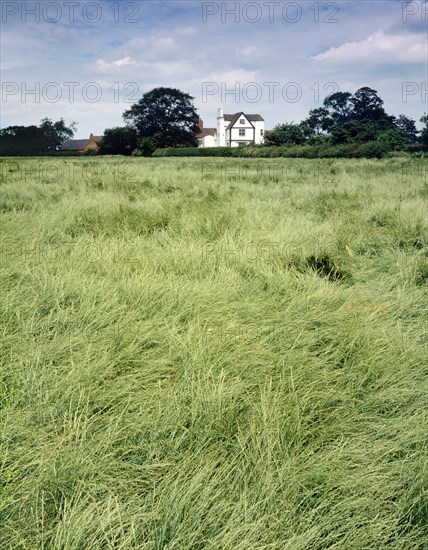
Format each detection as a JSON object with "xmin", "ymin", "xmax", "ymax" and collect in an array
[{"xmin": 0, "ymin": 156, "xmax": 427, "ymax": 549}]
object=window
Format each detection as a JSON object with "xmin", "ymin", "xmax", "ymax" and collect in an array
[
  {"xmin": 239, "ymin": 129, "xmax": 245, "ymax": 136},
  {"xmin": 239, "ymin": 118, "xmax": 245, "ymax": 124},
  {"xmin": 261, "ymin": 129, "xmax": 264, "ymax": 135}
]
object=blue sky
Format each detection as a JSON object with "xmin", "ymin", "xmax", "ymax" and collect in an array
[{"xmin": 1, "ymin": 0, "xmax": 427, "ymax": 136}]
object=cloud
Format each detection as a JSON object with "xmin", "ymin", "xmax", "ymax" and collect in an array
[
  {"xmin": 92, "ymin": 56, "xmax": 136, "ymax": 71},
  {"xmin": 112, "ymin": 56, "xmax": 136, "ymax": 67},
  {"xmin": 312, "ymin": 30, "xmax": 427, "ymax": 64}
]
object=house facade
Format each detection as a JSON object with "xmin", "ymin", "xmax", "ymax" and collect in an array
[
  {"xmin": 217, "ymin": 109, "xmax": 264, "ymax": 147},
  {"xmin": 197, "ymin": 110, "xmax": 265, "ymax": 148},
  {"xmin": 60, "ymin": 133, "xmax": 102, "ymax": 153}
]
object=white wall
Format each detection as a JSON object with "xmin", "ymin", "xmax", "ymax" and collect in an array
[
  {"xmin": 216, "ymin": 108, "xmax": 226, "ymax": 146},
  {"xmin": 253, "ymin": 120, "xmax": 265, "ymax": 144},
  {"xmin": 200, "ymin": 135, "xmax": 216, "ymax": 148}
]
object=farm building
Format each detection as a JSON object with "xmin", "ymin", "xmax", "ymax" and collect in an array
[
  {"xmin": 60, "ymin": 133, "xmax": 102, "ymax": 153},
  {"xmin": 198, "ymin": 110, "xmax": 265, "ymax": 148}
]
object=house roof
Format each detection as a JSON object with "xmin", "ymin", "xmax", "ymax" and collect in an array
[
  {"xmin": 224, "ymin": 113, "xmax": 264, "ymax": 121},
  {"xmin": 224, "ymin": 112, "xmax": 264, "ymax": 130},
  {"xmin": 197, "ymin": 128, "xmax": 216, "ymax": 139},
  {"xmin": 60, "ymin": 139, "xmax": 90, "ymax": 151},
  {"xmin": 60, "ymin": 134, "xmax": 102, "ymax": 150}
]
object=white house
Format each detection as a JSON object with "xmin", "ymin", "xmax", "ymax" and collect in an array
[
  {"xmin": 217, "ymin": 109, "xmax": 264, "ymax": 147},
  {"xmin": 197, "ymin": 110, "xmax": 265, "ymax": 147}
]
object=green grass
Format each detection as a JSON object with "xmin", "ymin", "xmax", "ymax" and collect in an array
[{"xmin": 0, "ymin": 156, "xmax": 427, "ymax": 549}]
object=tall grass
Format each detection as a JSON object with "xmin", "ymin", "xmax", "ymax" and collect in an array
[{"xmin": 0, "ymin": 156, "xmax": 427, "ymax": 548}]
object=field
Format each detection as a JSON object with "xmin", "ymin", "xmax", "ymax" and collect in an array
[{"xmin": 0, "ymin": 156, "xmax": 427, "ymax": 549}]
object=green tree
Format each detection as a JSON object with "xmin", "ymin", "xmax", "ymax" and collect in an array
[
  {"xmin": 99, "ymin": 127, "xmax": 138, "ymax": 155},
  {"xmin": 303, "ymin": 107, "xmax": 333, "ymax": 135},
  {"xmin": 39, "ymin": 118, "xmax": 77, "ymax": 151},
  {"xmin": 123, "ymin": 87, "xmax": 199, "ymax": 148},
  {"xmin": 323, "ymin": 92, "xmax": 353, "ymax": 126},
  {"xmin": 265, "ymin": 123, "xmax": 309, "ymax": 146},
  {"xmin": 350, "ymin": 87, "xmax": 393, "ymax": 128},
  {"xmin": 393, "ymin": 115, "xmax": 418, "ymax": 143},
  {"xmin": 419, "ymin": 114, "xmax": 428, "ymax": 146},
  {"xmin": 0, "ymin": 118, "xmax": 76, "ymax": 155},
  {"xmin": 377, "ymin": 128, "xmax": 409, "ymax": 150},
  {"xmin": 330, "ymin": 121, "xmax": 379, "ymax": 145}
]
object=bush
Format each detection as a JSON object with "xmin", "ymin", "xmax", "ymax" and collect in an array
[
  {"xmin": 152, "ymin": 147, "xmax": 239, "ymax": 157},
  {"xmin": 151, "ymin": 141, "xmax": 394, "ymax": 159},
  {"xmin": 152, "ymin": 147, "xmax": 201, "ymax": 157},
  {"xmin": 81, "ymin": 148, "xmax": 98, "ymax": 156}
]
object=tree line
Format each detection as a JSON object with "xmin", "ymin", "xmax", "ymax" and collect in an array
[
  {"xmin": 266, "ymin": 87, "xmax": 426, "ymax": 152},
  {"xmin": 1, "ymin": 86, "xmax": 427, "ymax": 157},
  {"xmin": 0, "ymin": 118, "xmax": 76, "ymax": 156}
]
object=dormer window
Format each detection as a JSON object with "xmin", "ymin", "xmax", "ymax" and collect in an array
[{"xmin": 239, "ymin": 118, "xmax": 245, "ymax": 124}]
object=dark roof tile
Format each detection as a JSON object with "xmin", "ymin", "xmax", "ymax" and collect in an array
[{"xmin": 60, "ymin": 139, "xmax": 90, "ymax": 151}]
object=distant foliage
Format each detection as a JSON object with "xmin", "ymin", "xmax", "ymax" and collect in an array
[
  {"xmin": 265, "ymin": 87, "xmax": 422, "ymax": 154},
  {"xmin": 154, "ymin": 142, "xmax": 395, "ymax": 159},
  {"xmin": 153, "ymin": 147, "xmax": 235, "ymax": 157},
  {"xmin": 99, "ymin": 127, "xmax": 138, "ymax": 155},
  {"xmin": 123, "ymin": 87, "xmax": 199, "ymax": 150},
  {"xmin": 0, "ymin": 118, "xmax": 76, "ymax": 156}
]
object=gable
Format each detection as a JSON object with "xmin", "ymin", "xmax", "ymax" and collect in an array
[
  {"xmin": 226, "ymin": 113, "xmax": 254, "ymax": 130},
  {"xmin": 223, "ymin": 112, "xmax": 264, "ymax": 130}
]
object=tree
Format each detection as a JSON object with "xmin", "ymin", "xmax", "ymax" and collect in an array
[
  {"xmin": 393, "ymin": 115, "xmax": 418, "ymax": 143},
  {"xmin": 303, "ymin": 107, "xmax": 333, "ymax": 135},
  {"xmin": 136, "ymin": 134, "xmax": 163, "ymax": 157},
  {"xmin": 39, "ymin": 118, "xmax": 76, "ymax": 151},
  {"xmin": 323, "ymin": 92, "xmax": 353, "ymax": 126},
  {"xmin": 123, "ymin": 87, "xmax": 199, "ymax": 148},
  {"xmin": 419, "ymin": 114, "xmax": 428, "ymax": 146},
  {"xmin": 99, "ymin": 127, "xmax": 138, "ymax": 155},
  {"xmin": 330, "ymin": 121, "xmax": 380, "ymax": 145},
  {"xmin": 0, "ymin": 118, "xmax": 76, "ymax": 155},
  {"xmin": 265, "ymin": 122, "xmax": 309, "ymax": 146},
  {"xmin": 350, "ymin": 87, "xmax": 393, "ymax": 128}
]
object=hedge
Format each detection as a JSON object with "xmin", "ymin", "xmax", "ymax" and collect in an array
[{"xmin": 152, "ymin": 142, "xmax": 397, "ymax": 159}]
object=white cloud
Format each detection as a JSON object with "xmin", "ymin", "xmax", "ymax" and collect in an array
[
  {"xmin": 312, "ymin": 30, "xmax": 427, "ymax": 64},
  {"xmin": 92, "ymin": 56, "xmax": 136, "ymax": 71},
  {"xmin": 112, "ymin": 56, "xmax": 136, "ymax": 67}
]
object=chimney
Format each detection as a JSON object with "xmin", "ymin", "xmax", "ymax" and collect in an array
[
  {"xmin": 198, "ymin": 118, "xmax": 203, "ymax": 130},
  {"xmin": 216, "ymin": 108, "xmax": 225, "ymax": 146}
]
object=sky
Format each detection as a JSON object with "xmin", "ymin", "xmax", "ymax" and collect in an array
[{"xmin": 1, "ymin": 0, "xmax": 427, "ymax": 137}]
